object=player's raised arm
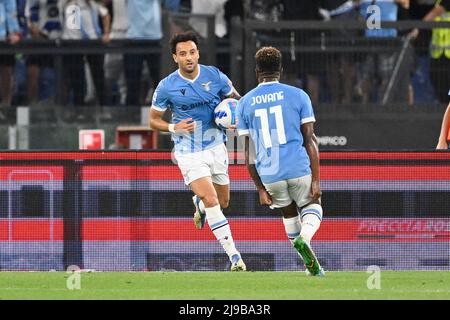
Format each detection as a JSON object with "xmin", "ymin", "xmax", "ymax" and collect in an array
[{"xmin": 301, "ymin": 122, "xmax": 322, "ymax": 201}]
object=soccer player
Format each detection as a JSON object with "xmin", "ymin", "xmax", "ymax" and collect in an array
[
  {"xmin": 149, "ymin": 31, "xmax": 246, "ymax": 271},
  {"xmin": 436, "ymin": 90, "xmax": 450, "ymax": 149},
  {"xmin": 237, "ymin": 46, "xmax": 324, "ymax": 276}
]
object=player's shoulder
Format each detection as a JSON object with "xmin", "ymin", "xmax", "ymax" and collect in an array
[
  {"xmin": 166, "ymin": 69, "xmax": 183, "ymax": 83},
  {"xmin": 239, "ymin": 86, "xmax": 260, "ymax": 105},
  {"xmin": 282, "ymin": 84, "xmax": 312, "ymax": 102},
  {"xmin": 157, "ymin": 70, "xmax": 182, "ymax": 89},
  {"xmin": 279, "ymin": 82, "xmax": 307, "ymax": 95},
  {"xmin": 201, "ymin": 64, "xmax": 219, "ymax": 73},
  {"xmin": 200, "ymin": 64, "xmax": 226, "ymax": 78},
  {"xmin": 258, "ymin": 82, "xmax": 309, "ymax": 100}
]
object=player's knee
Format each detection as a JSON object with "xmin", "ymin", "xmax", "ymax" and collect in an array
[
  {"xmin": 201, "ymin": 194, "xmax": 219, "ymax": 208},
  {"xmin": 299, "ymin": 203, "xmax": 323, "ymax": 221}
]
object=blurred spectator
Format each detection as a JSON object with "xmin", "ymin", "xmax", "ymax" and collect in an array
[
  {"xmin": 59, "ymin": 0, "xmax": 110, "ymax": 107},
  {"xmin": 25, "ymin": 0, "xmax": 62, "ymax": 105},
  {"xmin": 124, "ymin": 0, "xmax": 163, "ymax": 106},
  {"xmin": 16, "ymin": 0, "xmax": 28, "ymax": 36},
  {"xmin": 102, "ymin": 0, "xmax": 128, "ymax": 106},
  {"xmin": 246, "ymin": 0, "xmax": 281, "ymax": 22},
  {"xmin": 412, "ymin": 0, "xmax": 450, "ymax": 104},
  {"xmin": 397, "ymin": 0, "xmax": 416, "ymax": 106},
  {"xmin": 179, "ymin": 0, "xmax": 191, "ymax": 12},
  {"xmin": 189, "ymin": 0, "xmax": 229, "ymax": 38},
  {"xmin": 224, "ymin": 0, "xmax": 244, "ymax": 36},
  {"xmin": 281, "ymin": 0, "xmax": 322, "ymax": 105},
  {"xmin": 357, "ymin": 0, "xmax": 404, "ymax": 104},
  {"xmin": 245, "ymin": 0, "xmax": 282, "ymax": 42},
  {"xmin": 0, "ymin": 0, "xmax": 21, "ymax": 114},
  {"xmin": 320, "ymin": 1, "xmax": 362, "ymax": 104},
  {"xmin": 164, "ymin": 0, "xmax": 182, "ymax": 11},
  {"xmin": 409, "ymin": 0, "xmax": 437, "ymax": 104},
  {"xmin": 12, "ymin": 0, "xmax": 27, "ymax": 106}
]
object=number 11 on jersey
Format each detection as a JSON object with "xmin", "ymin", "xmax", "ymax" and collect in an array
[{"xmin": 255, "ymin": 105, "xmax": 287, "ymax": 148}]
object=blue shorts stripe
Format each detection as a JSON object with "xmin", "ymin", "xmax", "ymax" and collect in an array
[{"xmin": 287, "ymin": 232, "xmax": 300, "ymax": 238}]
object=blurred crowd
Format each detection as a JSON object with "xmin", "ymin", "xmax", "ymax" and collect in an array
[
  {"xmin": 0, "ymin": 0, "xmax": 189, "ymax": 115},
  {"xmin": 0, "ymin": 0, "xmax": 448, "ymax": 117},
  {"xmin": 247, "ymin": 0, "xmax": 448, "ymax": 106}
]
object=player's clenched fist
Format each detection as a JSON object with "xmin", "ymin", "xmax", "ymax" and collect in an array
[
  {"xmin": 310, "ymin": 180, "xmax": 322, "ymax": 200},
  {"xmin": 258, "ymin": 189, "xmax": 273, "ymax": 206}
]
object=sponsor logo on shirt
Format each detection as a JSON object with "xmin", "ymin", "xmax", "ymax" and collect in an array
[{"xmin": 201, "ymin": 81, "xmax": 212, "ymax": 91}]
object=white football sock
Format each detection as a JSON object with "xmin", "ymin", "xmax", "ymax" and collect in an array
[
  {"xmin": 299, "ymin": 203, "xmax": 323, "ymax": 245},
  {"xmin": 205, "ymin": 205, "xmax": 239, "ymax": 261},
  {"xmin": 300, "ymin": 215, "xmax": 321, "ymax": 246},
  {"xmin": 282, "ymin": 216, "xmax": 301, "ymax": 246}
]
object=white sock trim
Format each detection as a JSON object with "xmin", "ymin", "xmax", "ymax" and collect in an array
[
  {"xmin": 282, "ymin": 216, "xmax": 301, "ymax": 240},
  {"xmin": 300, "ymin": 203, "xmax": 323, "ymax": 221}
]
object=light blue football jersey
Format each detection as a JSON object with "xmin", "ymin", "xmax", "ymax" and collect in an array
[
  {"xmin": 151, "ymin": 64, "xmax": 234, "ymax": 154},
  {"xmin": 237, "ymin": 81, "xmax": 315, "ymax": 184}
]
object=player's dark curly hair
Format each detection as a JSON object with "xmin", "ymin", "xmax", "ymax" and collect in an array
[
  {"xmin": 255, "ymin": 46, "xmax": 282, "ymax": 74},
  {"xmin": 170, "ymin": 31, "xmax": 200, "ymax": 54}
]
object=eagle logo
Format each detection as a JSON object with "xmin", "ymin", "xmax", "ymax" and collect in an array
[{"xmin": 201, "ymin": 81, "xmax": 212, "ymax": 91}]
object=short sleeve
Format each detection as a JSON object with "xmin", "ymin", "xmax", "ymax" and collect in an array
[
  {"xmin": 236, "ymin": 100, "xmax": 250, "ymax": 136},
  {"xmin": 151, "ymin": 82, "xmax": 170, "ymax": 112},
  {"xmin": 217, "ymin": 69, "xmax": 234, "ymax": 97},
  {"xmin": 299, "ymin": 90, "xmax": 315, "ymax": 125}
]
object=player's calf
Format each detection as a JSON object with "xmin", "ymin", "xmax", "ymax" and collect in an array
[{"xmin": 299, "ymin": 203, "xmax": 322, "ymax": 244}]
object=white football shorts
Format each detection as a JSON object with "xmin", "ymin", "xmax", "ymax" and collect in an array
[
  {"xmin": 174, "ymin": 143, "xmax": 230, "ymax": 186},
  {"xmin": 263, "ymin": 174, "xmax": 313, "ymax": 209}
]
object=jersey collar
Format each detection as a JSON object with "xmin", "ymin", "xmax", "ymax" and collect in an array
[
  {"xmin": 258, "ymin": 80, "xmax": 279, "ymax": 86},
  {"xmin": 177, "ymin": 65, "xmax": 201, "ymax": 83}
]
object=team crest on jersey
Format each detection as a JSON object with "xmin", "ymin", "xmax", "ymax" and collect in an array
[{"xmin": 201, "ymin": 81, "xmax": 212, "ymax": 91}]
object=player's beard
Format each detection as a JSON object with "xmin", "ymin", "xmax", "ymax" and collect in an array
[{"xmin": 183, "ymin": 61, "xmax": 197, "ymax": 74}]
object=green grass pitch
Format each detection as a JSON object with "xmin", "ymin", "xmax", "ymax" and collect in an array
[{"xmin": 0, "ymin": 271, "xmax": 449, "ymax": 300}]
